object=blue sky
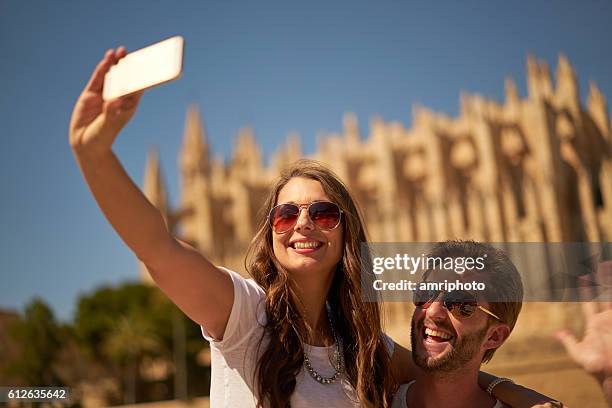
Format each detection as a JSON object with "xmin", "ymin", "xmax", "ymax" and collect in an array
[{"xmin": 1, "ymin": 0, "xmax": 611, "ymax": 322}]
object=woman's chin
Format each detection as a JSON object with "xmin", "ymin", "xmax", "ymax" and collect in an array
[
  {"xmin": 287, "ymin": 259, "xmax": 322, "ymax": 274},
  {"xmin": 284, "ymin": 257, "xmax": 334, "ymax": 278}
]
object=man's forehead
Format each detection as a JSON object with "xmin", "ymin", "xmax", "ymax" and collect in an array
[
  {"xmin": 422, "ymin": 268, "xmax": 491, "ymax": 302},
  {"xmin": 424, "ymin": 268, "xmax": 484, "ymax": 282}
]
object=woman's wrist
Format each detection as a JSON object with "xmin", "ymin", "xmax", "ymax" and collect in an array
[
  {"xmin": 72, "ymin": 144, "xmax": 115, "ymax": 172},
  {"xmin": 71, "ymin": 136, "xmax": 114, "ymax": 159}
]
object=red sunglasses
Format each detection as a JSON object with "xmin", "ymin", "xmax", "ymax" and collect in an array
[{"xmin": 268, "ymin": 201, "xmax": 343, "ymax": 234}]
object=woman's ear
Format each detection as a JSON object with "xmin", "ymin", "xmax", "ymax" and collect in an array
[{"xmin": 482, "ymin": 323, "xmax": 511, "ymax": 351}]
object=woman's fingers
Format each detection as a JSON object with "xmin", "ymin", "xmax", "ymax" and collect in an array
[
  {"xmin": 84, "ymin": 46, "xmax": 128, "ymax": 94},
  {"xmin": 121, "ymin": 91, "xmax": 143, "ymax": 109},
  {"xmin": 105, "ymin": 90, "xmax": 143, "ymax": 116},
  {"xmin": 105, "ymin": 98, "xmax": 123, "ymax": 115},
  {"xmin": 84, "ymin": 49, "xmax": 114, "ymax": 93},
  {"xmin": 116, "ymin": 46, "xmax": 127, "ymax": 59}
]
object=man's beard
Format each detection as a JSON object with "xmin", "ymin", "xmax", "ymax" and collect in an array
[{"xmin": 411, "ymin": 315, "xmax": 489, "ymax": 373}]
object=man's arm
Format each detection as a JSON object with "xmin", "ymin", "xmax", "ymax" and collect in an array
[{"xmin": 478, "ymin": 372, "xmax": 565, "ymax": 408}]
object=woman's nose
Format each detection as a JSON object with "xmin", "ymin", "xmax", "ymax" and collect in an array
[{"xmin": 294, "ymin": 207, "xmax": 314, "ymax": 230}]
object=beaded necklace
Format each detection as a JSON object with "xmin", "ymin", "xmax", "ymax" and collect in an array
[{"xmin": 303, "ymin": 303, "xmax": 344, "ymax": 385}]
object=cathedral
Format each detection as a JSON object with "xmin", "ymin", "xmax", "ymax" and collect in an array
[{"xmin": 139, "ymin": 55, "xmax": 611, "ymax": 344}]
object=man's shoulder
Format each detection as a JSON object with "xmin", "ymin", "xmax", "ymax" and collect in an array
[{"xmin": 390, "ymin": 381, "xmax": 415, "ymax": 408}]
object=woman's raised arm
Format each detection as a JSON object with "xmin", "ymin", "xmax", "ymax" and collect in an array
[{"xmin": 69, "ymin": 47, "xmax": 233, "ymax": 340}]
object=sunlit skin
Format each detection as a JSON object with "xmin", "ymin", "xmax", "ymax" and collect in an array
[
  {"xmin": 411, "ymin": 270, "xmax": 508, "ymax": 371},
  {"xmin": 272, "ymin": 177, "xmax": 344, "ymax": 345},
  {"xmin": 411, "ymin": 297, "xmax": 504, "ymax": 373},
  {"xmin": 68, "ymin": 47, "xmax": 571, "ymax": 408},
  {"xmin": 555, "ymin": 302, "xmax": 612, "ymax": 406},
  {"xmin": 408, "ymin": 270, "xmax": 511, "ymax": 408}
]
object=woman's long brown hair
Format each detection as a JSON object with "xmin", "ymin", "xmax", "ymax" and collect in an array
[{"xmin": 245, "ymin": 159, "xmax": 396, "ymax": 407}]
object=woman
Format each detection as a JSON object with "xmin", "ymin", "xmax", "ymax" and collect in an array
[{"xmin": 69, "ymin": 47, "xmax": 562, "ymax": 407}]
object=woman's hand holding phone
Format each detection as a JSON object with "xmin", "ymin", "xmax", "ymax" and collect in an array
[
  {"xmin": 69, "ymin": 47, "xmax": 143, "ymax": 160},
  {"xmin": 67, "ymin": 42, "xmax": 233, "ymax": 343}
]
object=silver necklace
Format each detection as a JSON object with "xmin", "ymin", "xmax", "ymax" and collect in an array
[{"xmin": 303, "ymin": 303, "xmax": 344, "ymax": 385}]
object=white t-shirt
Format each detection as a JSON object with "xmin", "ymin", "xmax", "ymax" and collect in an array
[
  {"xmin": 391, "ymin": 380, "xmax": 508, "ymax": 408},
  {"xmin": 200, "ymin": 267, "xmax": 394, "ymax": 408}
]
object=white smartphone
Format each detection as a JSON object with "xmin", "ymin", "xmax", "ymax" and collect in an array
[{"xmin": 102, "ymin": 36, "xmax": 184, "ymax": 101}]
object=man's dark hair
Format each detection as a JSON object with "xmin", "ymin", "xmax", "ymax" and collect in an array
[{"xmin": 426, "ymin": 240, "xmax": 524, "ymax": 363}]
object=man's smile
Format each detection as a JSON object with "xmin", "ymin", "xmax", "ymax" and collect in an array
[
  {"xmin": 419, "ymin": 322, "xmax": 456, "ymax": 355},
  {"xmin": 424, "ymin": 327, "xmax": 453, "ymax": 341}
]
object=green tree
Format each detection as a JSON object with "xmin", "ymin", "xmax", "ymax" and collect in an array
[
  {"xmin": 5, "ymin": 298, "xmax": 63, "ymax": 386},
  {"xmin": 73, "ymin": 282, "xmax": 175, "ymax": 402},
  {"xmin": 73, "ymin": 283, "xmax": 158, "ymax": 362},
  {"xmin": 72, "ymin": 281, "xmax": 211, "ymax": 403},
  {"xmin": 103, "ymin": 310, "xmax": 162, "ymax": 404}
]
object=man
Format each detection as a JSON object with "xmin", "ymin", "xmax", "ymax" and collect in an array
[{"xmin": 393, "ymin": 240, "xmax": 524, "ymax": 408}]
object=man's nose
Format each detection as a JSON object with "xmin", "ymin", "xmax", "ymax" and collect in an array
[
  {"xmin": 425, "ymin": 298, "xmax": 448, "ymax": 321},
  {"xmin": 294, "ymin": 207, "xmax": 314, "ymax": 230}
]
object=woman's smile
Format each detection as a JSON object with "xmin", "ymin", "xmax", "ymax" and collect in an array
[
  {"xmin": 289, "ymin": 238, "xmax": 325, "ymax": 253},
  {"xmin": 272, "ymin": 177, "xmax": 344, "ymax": 276}
]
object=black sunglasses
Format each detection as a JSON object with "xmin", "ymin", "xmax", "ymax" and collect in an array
[{"xmin": 413, "ymin": 288, "xmax": 502, "ymax": 321}]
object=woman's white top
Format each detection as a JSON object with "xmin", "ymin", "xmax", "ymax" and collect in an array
[{"xmin": 200, "ymin": 267, "xmax": 394, "ymax": 408}]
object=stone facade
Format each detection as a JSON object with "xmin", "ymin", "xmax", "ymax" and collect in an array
[{"xmin": 139, "ymin": 55, "xmax": 611, "ymax": 342}]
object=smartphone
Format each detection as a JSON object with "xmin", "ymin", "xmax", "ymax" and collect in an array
[{"xmin": 102, "ymin": 36, "xmax": 184, "ymax": 101}]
